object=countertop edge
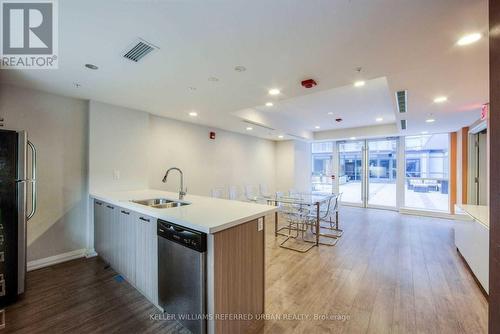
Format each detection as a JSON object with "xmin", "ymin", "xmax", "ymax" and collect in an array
[
  {"xmin": 458, "ymin": 204, "xmax": 489, "ymax": 230},
  {"xmin": 90, "ymin": 193, "xmax": 277, "ymax": 234}
]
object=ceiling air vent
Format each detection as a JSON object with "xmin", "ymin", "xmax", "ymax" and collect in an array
[
  {"xmin": 123, "ymin": 38, "xmax": 158, "ymax": 62},
  {"xmin": 243, "ymin": 120, "xmax": 276, "ymax": 131},
  {"xmin": 400, "ymin": 119, "xmax": 407, "ymax": 130},
  {"xmin": 396, "ymin": 90, "xmax": 408, "ymax": 113},
  {"xmin": 286, "ymin": 133, "xmax": 309, "ymax": 140}
]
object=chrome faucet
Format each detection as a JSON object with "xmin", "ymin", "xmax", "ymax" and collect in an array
[{"xmin": 162, "ymin": 167, "xmax": 187, "ymax": 200}]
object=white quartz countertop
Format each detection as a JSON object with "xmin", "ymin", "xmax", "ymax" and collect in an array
[
  {"xmin": 459, "ymin": 204, "xmax": 489, "ymax": 229},
  {"xmin": 90, "ymin": 189, "xmax": 277, "ymax": 234}
]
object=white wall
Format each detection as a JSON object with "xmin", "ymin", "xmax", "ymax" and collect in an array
[
  {"xmin": 147, "ymin": 115, "xmax": 276, "ymax": 196},
  {"xmin": 275, "ymin": 141, "xmax": 295, "ymax": 192},
  {"xmin": 0, "ymin": 85, "xmax": 88, "ymax": 261},
  {"xmin": 294, "ymin": 140, "xmax": 312, "ymax": 193},
  {"xmin": 88, "ymin": 101, "xmax": 149, "ymax": 192},
  {"xmin": 314, "ymin": 123, "xmax": 398, "ymax": 141},
  {"xmin": 88, "ymin": 103, "xmax": 276, "ymax": 198},
  {"xmin": 275, "ymin": 140, "xmax": 311, "ymax": 193}
]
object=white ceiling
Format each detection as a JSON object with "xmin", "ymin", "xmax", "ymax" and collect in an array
[
  {"xmin": 248, "ymin": 77, "xmax": 396, "ymax": 131},
  {"xmin": 0, "ymin": 0, "xmax": 489, "ymax": 141}
]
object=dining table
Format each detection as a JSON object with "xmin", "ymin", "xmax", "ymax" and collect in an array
[{"xmin": 260, "ymin": 192, "xmax": 335, "ymax": 249}]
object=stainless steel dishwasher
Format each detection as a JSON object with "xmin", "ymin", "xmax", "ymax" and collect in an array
[{"xmin": 157, "ymin": 219, "xmax": 207, "ymax": 334}]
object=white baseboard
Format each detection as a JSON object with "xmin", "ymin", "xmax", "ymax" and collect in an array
[
  {"xmin": 27, "ymin": 248, "xmax": 88, "ymax": 272},
  {"xmin": 453, "ymin": 213, "xmax": 472, "ymax": 221},
  {"xmin": 399, "ymin": 208, "xmax": 463, "ymax": 220},
  {"xmin": 85, "ymin": 249, "xmax": 98, "ymax": 258}
]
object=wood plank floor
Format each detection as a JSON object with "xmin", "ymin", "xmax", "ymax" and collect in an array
[
  {"xmin": 4, "ymin": 257, "xmax": 187, "ymax": 334},
  {"xmin": 259, "ymin": 207, "xmax": 488, "ymax": 334},
  {"xmin": 4, "ymin": 207, "xmax": 488, "ymax": 333}
]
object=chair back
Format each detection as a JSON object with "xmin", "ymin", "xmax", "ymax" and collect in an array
[
  {"xmin": 244, "ymin": 185, "xmax": 257, "ymax": 200},
  {"xmin": 259, "ymin": 184, "xmax": 270, "ymax": 197},
  {"xmin": 333, "ymin": 193, "xmax": 343, "ymax": 212},
  {"xmin": 319, "ymin": 194, "xmax": 336, "ymax": 219},
  {"xmin": 228, "ymin": 185, "xmax": 239, "ymax": 200},
  {"xmin": 210, "ymin": 187, "xmax": 225, "ymax": 198}
]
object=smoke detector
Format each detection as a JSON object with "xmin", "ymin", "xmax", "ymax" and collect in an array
[{"xmin": 301, "ymin": 79, "xmax": 317, "ymax": 88}]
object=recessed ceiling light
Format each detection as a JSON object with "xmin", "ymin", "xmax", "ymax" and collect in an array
[
  {"xmin": 265, "ymin": 102, "xmax": 274, "ymax": 107},
  {"xmin": 425, "ymin": 118, "xmax": 435, "ymax": 123},
  {"xmin": 375, "ymin": 117, "xmax": 383, "ymax": 122},
  {"xmin": 327, "ymin": 112, "xmax": 334, "ymax": 115},
  {"xmin": 268, "ymin": 88, "xmax": 281, "ymax": 95},
  {"xmin": 85, "ymin": 63, "xmax": 98, "ymax": 70},
  {"xmin": 421, "ymin": 131, "xmax": 429, "ymax": 135},
  {"xmin": 433, "ymin": 96, "xmax": 447, "ymax": 103},
  {"xmin": 188, "ymin": 111, "xmax": 198, "ymax": 117},
  {"xmin": 315, "ymin": 126, "xmax": 320, "ymax": 129},
  {"xmin": 208, "ymin": 77, "xmax": 219, "ymax": 82},
  {"xmin": 246, "ymin": 127, "xmax": 253, "ymax": 131},
  {"xmin": 354, "ymin": 81, "xmax": 365, "ymax": 87},
  {"xmin": 278, "ymin": 135, "xmax": 284, "ymax": 139},
  {"xmin": 350, "ymin": 137, "xmax": 357, "ymax": 140},
  {"xmin": 234, "ymin": 65, "xmax": 246, "ymax": 72},
  {"xmin": 457, "ymin": 33, "xmax": 482, "ymax": 46}
]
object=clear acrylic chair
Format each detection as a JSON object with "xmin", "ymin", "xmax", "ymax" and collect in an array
[
  {"xmin": 319, "ymin": 192, "xmax": 343, "ymax": 237},
  {"xmin": 277, "ymin": 197, "xmax": 316, "ymax": 252},
  {"xmin": 210, "ymin": 187, "xmax": 225, "ymax": 199},
  {"xmin": 228, "ymin": 185, "xmax": 239, "ymax": 200},
  {"xmin": 305, "ymin": 194, "xmax": 340, "ymax": 246},
  {"xmin": 244, "ymin": 185, "xmax": 258, "ymax": 202},
  {"xmin": 259, "ymin": 184, "xmax": 270, "ymax": 197}
]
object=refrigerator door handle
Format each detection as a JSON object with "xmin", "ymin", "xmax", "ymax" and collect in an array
[{"xmin": 27, "ymin": 140, "xmax": 37, "ymax": 221}]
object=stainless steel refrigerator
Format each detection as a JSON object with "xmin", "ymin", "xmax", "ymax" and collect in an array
[{"xmin": 0, "ymin": 129, "xmax": 36, "ymax": 307}]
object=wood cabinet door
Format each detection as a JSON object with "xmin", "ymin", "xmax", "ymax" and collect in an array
[
  {"xmin": 135, "ymin": 213, "xmax": 158, "ymax": 304},
  {"xmin": 103, "ymin": 203, "xmax": 118, "ymax": 267},
  {"xmin": 118, "ymin": 208, "xmax": 136, "ymax": 283},
  {"xmin": 93, "ymin": 200, "xmax": 105, "ymax": 257}
]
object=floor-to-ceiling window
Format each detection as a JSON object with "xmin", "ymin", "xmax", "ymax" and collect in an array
[
  {"xmin": 367, "ymin": 139, "xmax": 398, "ymax": 208},
  {"xmin": 309, "ymin": 134, "xmax": 450, "ymax": 214},
  {"xmin": 338, "ymin": 141, "xmax": 364, "ymax": 204},
  {"xmin": 311, "ymin": 142, "xmax": 334, "ymax": 193},
  {"xmin": 404, "ymin": 134, "xmax": 450, "ymax": 212}
]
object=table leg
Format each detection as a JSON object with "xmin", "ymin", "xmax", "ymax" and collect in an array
[
  {"xmin": 316, "ymin": 202, "xmax": 320, "ymax": 247},
  {"xmin": 274, "ymin": 200, "xmax": 278, "ymax": 238}
]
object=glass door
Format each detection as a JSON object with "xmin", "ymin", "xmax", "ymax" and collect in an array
[
  {"xmin": 338, "ymin": 141, "xmax": 365, "ymax": 205},
  {"xmin": 367, "ymin": 139, "xmax": 398, "ymax": 208},
  {"xmin": 311, "ymin": 142, "xmax": 334, "ymax": 194},
  {"xmin": 338, "ymin": 138, "xmax": 399, "ymax": 209}
]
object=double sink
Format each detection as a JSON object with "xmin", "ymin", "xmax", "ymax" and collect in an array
[{"xmin": 131, "ymin": 198, "xmax": 190, "ymax": 209}]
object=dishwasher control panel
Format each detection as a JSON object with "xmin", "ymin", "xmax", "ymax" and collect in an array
[{"xmin": 157, "ymin": 220, "xmax": 207, "ymax": 253}]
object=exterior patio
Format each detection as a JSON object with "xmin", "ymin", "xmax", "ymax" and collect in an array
[{"xmin": 315, "ymin": 181, "xmax": 449, "ymax": 212}]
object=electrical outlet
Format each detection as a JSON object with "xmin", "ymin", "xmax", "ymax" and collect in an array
[
  {"xmin": 113, "ymin": 170, "xmax": 120, "ymax": 180},
  {"xmin": 258, "ymin": 218, "xmax": 264, "ymax": 231}
]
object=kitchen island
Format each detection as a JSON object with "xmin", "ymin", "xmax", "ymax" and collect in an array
[{"xmin": 90, "ymin": 189, "xmax": 277, "ymax": 334}]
